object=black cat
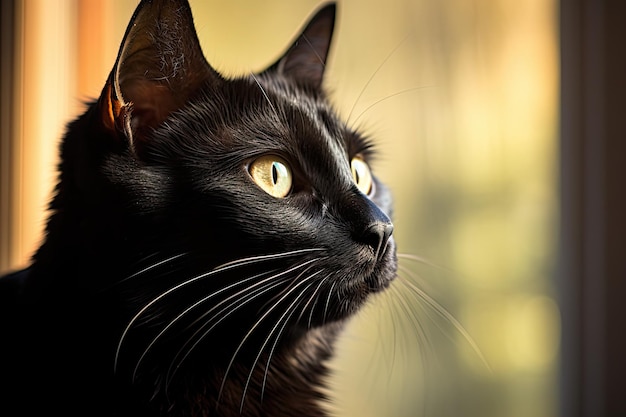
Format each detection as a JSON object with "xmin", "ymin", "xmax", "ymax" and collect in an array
[{"xmin": 0, "ymin": 1, "xmax": 396, "ymax": 416}]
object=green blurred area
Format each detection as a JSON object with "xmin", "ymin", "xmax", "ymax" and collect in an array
[{"xmin": 120, "ymin": 0, "xmax": 560, "ymax": 415}]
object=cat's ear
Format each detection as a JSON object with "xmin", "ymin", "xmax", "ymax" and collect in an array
[
  {"xmin": 263, "ymin": 3, "xmax": 336, "ymax": 89},
  {"xmin": 98, "ymin": 0, "xmax": 218, "ymax": 150}
]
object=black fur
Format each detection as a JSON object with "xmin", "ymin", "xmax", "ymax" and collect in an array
[{"xmin": 0, "ymin": 1, "xmax": 396, "ymax": 416}]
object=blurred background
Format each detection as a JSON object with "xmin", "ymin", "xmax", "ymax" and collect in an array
[{"xmin": 1, "ymin": 0, "xmax": 560, "ymax": 416}]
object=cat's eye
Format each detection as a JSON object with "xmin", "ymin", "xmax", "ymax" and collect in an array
[
  {"xmin": 249, "ymin": 155, "xmax": 292, "ymax": 198},
  {"xmin": 351, "ymin": 156, "xmax": 373, "ymax": 195}
]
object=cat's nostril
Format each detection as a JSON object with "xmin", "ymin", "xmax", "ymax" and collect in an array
[{"xmin": 360, "ymin": 222, "xmax": 394, "ymax": 260}]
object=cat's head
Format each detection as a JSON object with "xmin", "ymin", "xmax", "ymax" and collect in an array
[{"xmin": 61, "ymin": 0, "xmax": 396, "ymax": 379}]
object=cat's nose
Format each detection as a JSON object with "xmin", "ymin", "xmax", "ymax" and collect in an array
[
  {"xmin": 359, "ymin": 221, "xmax": 394, "ymax": 261},
  {"xmin": 342, "ymin": 190, "xmax": 394, "ymax": 260}
]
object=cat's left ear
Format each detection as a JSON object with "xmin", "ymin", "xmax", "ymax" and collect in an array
[
  {"xmin": 263, "ymin": 3, "xmax": 336, "ymax": 89},
  {"xmin": 98, "ymin": 0, "xmax": 218, "ymax": 151}
]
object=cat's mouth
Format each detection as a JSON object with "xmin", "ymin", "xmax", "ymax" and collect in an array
[
  {"xmin": 295, "ymin": 237, "xmax": 398, "ymax": 327},
  {"xmin": 353, "ymin": 234, "xmax": 397, "ymax": 288}
]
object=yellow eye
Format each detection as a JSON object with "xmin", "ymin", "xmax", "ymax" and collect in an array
[
  {"xmin": 249, "ymin": 155, "xmax": 292, "ymax": 198},
  {"xmin": 350, "ymin": 156, "xmax": 373, "ymax": 195}
]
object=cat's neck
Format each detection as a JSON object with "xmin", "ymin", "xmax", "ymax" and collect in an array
[
  {"xmin": 130, "ymin": 326, "xmax": 342, "ymax": 417},
  {"xmin": 214, "ymin": 326, "xmax": 339, "ymax": 417}
]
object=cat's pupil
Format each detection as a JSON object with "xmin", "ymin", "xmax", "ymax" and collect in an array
[{"xmin": 272, "ymin": 163, "xmax": 278, "ymax": 185}]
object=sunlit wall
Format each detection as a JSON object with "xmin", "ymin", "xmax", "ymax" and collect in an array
[{"xmin": 0, "ymin": 1, "xmax": 558, "ymax": 416}]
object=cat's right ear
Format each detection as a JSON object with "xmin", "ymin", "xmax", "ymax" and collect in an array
[
  {"xmin": 263, "ymin": 3, "xmax": 336, "ymax": 89},
  {"xmin": 97, "ymin": 0, "xmax": 219, "ymax": 152}
]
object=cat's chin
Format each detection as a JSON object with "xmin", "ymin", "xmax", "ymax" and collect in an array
[{"xmin": 295, "ymin": 243, "xmax": 397, "ymax": 328}]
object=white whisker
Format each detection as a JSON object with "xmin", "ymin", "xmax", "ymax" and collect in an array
[
  {"xmin": 346, "ymin": 33, "xmax": 411, "ymax": 126},
  {"xmin": 397, "ymin": 252, "xmax": 452, "ymax": 272},
  {"xmin": 301, "ymin": 34, "xmax": 326, "ymax": 68},
  {"xmin": 262, "ymin": 277, "xmax": 318, "ymax": 401},
  {"xmin": 303, "ymin": 273, "xmax": 331, "ymax": 329},
  {"xmin": 214, "ymin": 248, "xmax": 323, "ymax": 270},
  {"xmin": 389, "ymin": 280, "xmax": 430, "ymax": 417},
  {"xmin": 241, "ymin": 277, "xmax": 320, "ymax": 412},
  {"xmin": 378, "ymin": 285, "xmax": 400, "ymax": 369},
  {"xmin": 257, "ymin": 259, "xmax": 326, "ymax": 313},
  {"xmin": 189, "ymin": 258, "xmax": 323, "ymax": 332},
  {"xmin": 218, "ymin": 269, "xmax": 323, "ymax": 404},
  {"xmin": 122, "ymin": 253, "xmax": 187, "ymax": 283},
  {"xmin": 389, "ymin": 279, "xmax": 433, "ymax": 366},
  {"xmin": 250, "ymin": 72, "xmax": 281, "ymax": 123},
  {"xmin": 163, "ymin": 258, "xmax": 325, "ymax": 386},
  {"xmin": 115, "ymin": 248, "xmax": 323, "ymax": 372},
  {"xmin": 350, "ymin": 86, "xmax": 431, "ymax": 128},
  {"xmin": 322, "ymin": 279, "xmax": 337, "ymax": 325},
  {"xmin": 133, "ymin": 269, "xmax": 278, "ymax": 381},
  {"xmin": 165, "ymin": 277, "xmax": 289, "ymax": 390},
  {"xmin": 396, "ymin": 266, "xmax": 491, "ymax": 371}
]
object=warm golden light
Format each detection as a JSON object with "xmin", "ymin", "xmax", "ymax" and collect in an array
[
  {"xmin": 1, "ymin": 1, "xmax": 558, "ymax": 416},
  {"xmin": 8, "ymin": 0, "xmax": 79, "ymax": 269}
]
